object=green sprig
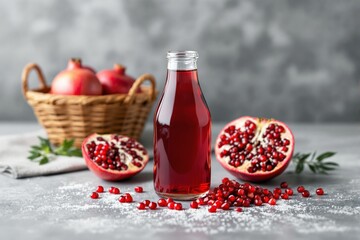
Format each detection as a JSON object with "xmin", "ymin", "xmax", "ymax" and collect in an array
[
  {"xmin": 28, "ymin": 137, "xmax": 82, "ymax": 165},
  {"xmin": 292, "ymin": 151, "xmax": 338, "ymax": 174}
]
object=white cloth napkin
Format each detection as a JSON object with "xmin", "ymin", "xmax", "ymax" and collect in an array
[{"xmin": 0, "ymin": 131, "xmax": 87, "ymax": 179}]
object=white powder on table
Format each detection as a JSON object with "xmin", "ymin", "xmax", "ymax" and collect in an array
[{"xmin": 13, "ymin": 182, "xmax": 360, "ymax": 236}]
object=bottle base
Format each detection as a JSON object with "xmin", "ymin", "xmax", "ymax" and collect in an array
[{"xmin": 155, "ymin": 191, "xmax": 209, "ymax": 201}]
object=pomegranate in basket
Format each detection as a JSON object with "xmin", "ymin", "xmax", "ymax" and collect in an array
[{"xmin": 51, "ymin": 58, "xmax": 102, "ymax": 96}]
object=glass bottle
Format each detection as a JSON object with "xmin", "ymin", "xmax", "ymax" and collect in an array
[{"xmin": 153, "ymin": 50, "xmax": 211, "ymax": 200}]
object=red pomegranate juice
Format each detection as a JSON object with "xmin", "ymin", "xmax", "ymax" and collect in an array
[{"xmin": 154, "ymin": 51, "xmax": 211, "ymax": 200}]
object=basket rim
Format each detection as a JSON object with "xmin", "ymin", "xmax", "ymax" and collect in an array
[{"xmin": 25, "ymin": 86, "xmax": 158, "ymax": 105}]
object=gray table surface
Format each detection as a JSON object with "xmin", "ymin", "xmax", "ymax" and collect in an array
[{"xmin": 0, "ymin": 122, "xmax": 360, "ymax": 240}]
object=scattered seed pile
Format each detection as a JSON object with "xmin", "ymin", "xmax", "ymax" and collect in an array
[
  {"xmin": 12, "ymin": 179, "xmax": 359, "ymax": 237},
  {"xmin": 90, "ymin": 178, "xmax": 324, "ymax": 213}
]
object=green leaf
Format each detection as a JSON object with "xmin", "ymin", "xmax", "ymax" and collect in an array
[
  {"xmin": 68, "ymin": 149, "xmax": 82, "ymax": 157},
  {"xmin": 28, "ymin": 155, "xmax": 39, "ymax": 160},
  {"xmin": 308, "ymin": 164, "xmax": 317, "ymax": 173},
  {"xmin": 39, "ymin": 156, "xmax": 49, "ymax": 165},
  {"xmin": 316, "ymin": 152, "xmax": 336, "ymax": 161},
  {"xmin": 295, "ymin": 162, "xmax": 304, "ymax": 174},
  {"xmin": 319, "ymin": 165, "xmax": 337, "ymax": 171},
  {"xmin": 323, "ymin": 162, "xmax": 339, "ymax": 166}
]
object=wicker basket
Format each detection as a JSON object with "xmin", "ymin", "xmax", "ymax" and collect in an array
[{"xmin": 22, "ymin": 63, "xmax": 157, "ymax": 148}]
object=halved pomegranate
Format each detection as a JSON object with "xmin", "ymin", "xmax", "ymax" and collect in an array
[
  {"xmin": 82, "ymin": 134, "xmax": 149, "ymax": 181},
  {"xmin": 215, "ymin": 116, "xmax": 295, "ymax": 182}
]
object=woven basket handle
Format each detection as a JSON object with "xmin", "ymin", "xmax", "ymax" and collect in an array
[
  {"xmin": 21, "ymin": 63, "xmax": 48, "ymax": 97},
  {"xmin": 124, "ymin": 74, "xmax": 156, "ymax": 104}
]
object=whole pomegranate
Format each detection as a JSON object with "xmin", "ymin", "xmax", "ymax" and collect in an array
[
  {"xmin": 82, "ymin": 134, "xmax": 149, "ymax": 181},
  {"xmin": 51, "ymin": 58, "xmax": 102, "ymax": 96},
  {"xmin": 215, "ymin": 116, "xmax": 295, "ymax": 182},
  {"xmin": 97, "ymin": 64, "xmax": 140, "ymax": 94}
]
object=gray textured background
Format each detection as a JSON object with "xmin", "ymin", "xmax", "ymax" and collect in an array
[{"xmin": 1, "ymin": 0, "xmax": 360, "ymax": 122}]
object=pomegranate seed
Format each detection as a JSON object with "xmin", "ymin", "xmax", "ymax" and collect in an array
[
  {"xmin": 96, "ymin": 186, "xmax": 104, "ymax": 193},
  {"xmin": 134, "ymin": 186, "xmax": 143, "ymax": 193},
  {"xmin": 243, "ymin": 199, "xmax": 251, "ymax": 207},
  {"xmin": 111, "ymin": 187, "xmax": 120, "ymax": 194},
  {"xmin": 221, "ymin": 202, "xmax": 230, "ymax": 210},
  {"xmin": 90, "ymin": 192, "xmax": 99, "ymax": 199},
  {"xmin": 285, "ymin": 188, "xmax": 293, "ymax": 196},
  {"xmin": 273, "ymin": 188, "xmax": 282, "ymax": 195},
  {"xmin": 237, "ymin": 189, "xmax": 245, "ymax": 196},
  {"xmin": 190, "ymin": 201, "xmax": 199, "ymax": 209},
  {"xmin": 302, "ymin": 190, "xmax": 310, "ymax": 198},
  {"xmin": 118, "ymin": 196, "xmax": 126, "ymax": 203},
  {"xmin": 297, "ymin": 186, "xmax": 305, "ymax": 193},
  {"xmin": 143, "ymin": 200, "xmax": 150, "ymax": 206},
  {"xmin": 168, "ymin": 202, "xmax": 175, "ymax": 210},
  {"xmin": 137, "ymin": 202, "xmax": 146, "ymax": 210},
  {"xmin": 208, "ymin": 205, "xmax": 217, "ymax": 213},
  {"xmin": 263, "ymin": 188, "xmax": 270, "ymax": 195},
  {"xmin": 254, "ymin": 199, "xmax": 262, "ymax": 206},
  {"xmin": 316, "ymin": 188, "xmax": 324, "ymax": 196},
  {"xmin": 268, "ymin": 198, "xmax": 276, "ymax": 205},
  {"xmin": 248, "ymin": 185, "xmax": 256, "ymax": 193},
  {"xmin": 273, "ymin": 193, "xmax": 280, "ymax": 200},
  {"xmin": 166, "ymin": 198, "xmax": 174, "ymax": 203},
  {"xmin": 262, "ymin": 196, "xmax": 270, "ymax": 203},
  {"xmin": 281, "ymin": 193, "xmax": 289, "ymax": 200},
  {"xmin": 174, "ymin": 203, "xmax": 183, "ymax": 211},
  {"xmin": 149, "ymin": 202, "xmax": 157, "ymax": 210},
  {"xmin": 235, "ymin": 207, "xmax": 242, "ymax": 212},
  {"xmin": 158, "ymin": 198, "xmax": 167, "ymax": 207},
  {"xmin": 228, "ymin": 195, "xmax": 236, "ymax": 202},
  {"xmin": 280, "ymin": 182, "xmax": 288, "ymax": 188},
  {"xmin": 125, "ymin": 193, "xmax": 133, "ymax": 203},
  {"xmin": 222, "ymin": 177, "xmax": 230, "ymax": 184}
]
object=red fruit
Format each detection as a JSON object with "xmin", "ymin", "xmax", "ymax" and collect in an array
[
  {"xmin": 281, "ymin": 193, "xmax": 289, "ymax": 200},
  {"xmin": 96, "ymin": 186, "xmax": 104, "ymax": 193},
  {"xmin": 168, "ymin": 202, "xmax": 175, "ymax": 210},
  {"xmin": 302, "ymin": 190, "xmax": 310, "ymax": 198},
  {"xmin": 90, "ymin": 192, "xmax": 99, "ymax": 199},
  {"xmin": 134, "ymin": 186, "xmax": 143, "ymax": 193},
  {"xmin": 51, "ymin": 58, "xmax": 102, "ymax": 96},
  {"xmin": 280, "ymin": 182, "xmax": 288, "ymax": 188},
  {"xmin": 166, "ymin": 198, "xmax": 174, "ymax": 203},
  {"xmin": 137, "ymin": 202, "xmax": 146, "ymax": 210},
  {"xmin": 268, "ymin": 198, "xmax": 276, "ymax": 205},
  {"xmin": 118, "ymin": 196, "xmax": 126, "ymax": 203},
  {"xmin": 221, "ymin": 202, "xmax": 230, "ymax": 210},
  {"xmin": 235, "ymin": 207, "xmax": 242, "ymax": 212},
  {"xmin": 82, "ymin": 134, "xmax": 149, "ymax": 181},
  {"xmin": 125, "ymin": 193, "xmax": 133, "ymax": 203},
  {"xmin": 285, "ymin": 188, "xmax": 293, "ymax": 196},
  {"xmin": 174, "ymin": 203, "xmax": 183, "ymax": 211},
  {"xmin": 158, "ymin": 199, "xmax": 167, "ymax": 207},
  {"xmin": 110, "ymin": 187, "xmax": 120, "ymax": 194},
  {"xmin": 316, "ymin": 188, "xmax": 324, "ymax": 196},
  {"xmin": 143, "ymin": 200, "xmax": 150, "ymax": 206},
  {"xmin": 149, "ymin": 202, "xmax": 157, "ymax": 210},
  {"xmin": 297, "ymin": 186, "xmax": 305, "ymax": 193},
  {"xmin": 190, "ymin": 201, "xmax": 199, "ymax": 209},
  {"xmin": 215, "ymin": 116, "xmax": 295, "ymax": 182},
  {"xmin": 208, "ymin": 205, "xmax": 217, "ymax": 213},
  {"xmin": 273, "ymin": 188, "xmax": 282, "ymax": 195},
  {"xmin": 254, "ymin": 199, "xmax": 263, "ymax": 206},
  {"xmin": 97, "ymin": 64, "xmax": 140, "ymax": 95}
]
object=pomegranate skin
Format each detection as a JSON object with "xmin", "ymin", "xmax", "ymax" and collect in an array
[
  {"xmin": 82, "ymin": 133, "xmax": 149, "ymax": 181},
  {"xmin": 51, "ymin": 59, "xmax": 102, "ymax": 96},
  {"xmin": 215, "ymin": 116, "xmax": 295, "ymax": 182},
  {"xmin": 97, "ymin": 64, "xmax": 140, "ymax": 95}
]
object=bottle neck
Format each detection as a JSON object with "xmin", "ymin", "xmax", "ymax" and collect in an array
[{"xmin": 167, "ymin": 51, "xmax": 198, "ymax": 71}]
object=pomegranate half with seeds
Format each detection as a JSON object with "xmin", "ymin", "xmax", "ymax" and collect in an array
[
  {"xmin": 82, "ymin": 134, "xmax": 149, "ymax": 181},
  {"xmin": 215, "ymin": 116, "xmax": 295, "ymax": 182}
]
